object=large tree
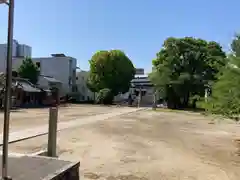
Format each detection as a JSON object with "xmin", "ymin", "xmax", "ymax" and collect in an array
[
  {"xmin": 207, "ymin": 34, "xmax": 240, "ymax": 119},
  {"xmin": 17, "ymin": 57, "xmax": 40, "ymax": 84},
  {"xmin": 88, "ymin": 50, "xmax": 135, "ymax": 96},
  {"xmin": 150, "ymin": 37, "xmax": 226, "ymax": 109}
]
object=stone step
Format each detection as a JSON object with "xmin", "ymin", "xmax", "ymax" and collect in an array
[{"xmin": 0, "ymin": 155, "xmax": 80, "ymax": 180}]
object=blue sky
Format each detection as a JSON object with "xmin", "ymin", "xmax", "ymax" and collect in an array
[{"xmin": 0, "ymin": 0, "xmax": 239, "ymax": 72}]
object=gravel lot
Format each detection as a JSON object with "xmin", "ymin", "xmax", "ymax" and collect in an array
[
  {"xmin": 0, "ymin": 104, "xmax": 123, "ymax": 133},
  {"xmin": 6, "ymin": 109, "xmax": 240, "ymax": 180}
]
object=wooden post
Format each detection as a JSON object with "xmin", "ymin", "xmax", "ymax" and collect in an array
[{"xmin": 47, "ymin": 107, "xmax": 58, "ymax": 157}]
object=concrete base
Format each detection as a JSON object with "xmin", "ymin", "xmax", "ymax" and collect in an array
[{"xmin": 0, "ymin": 154, "xmax": 80, "ymax": 180}]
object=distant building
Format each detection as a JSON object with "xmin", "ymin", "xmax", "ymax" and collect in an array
[
  {"xmin": 130, "ymin": 74, "xmax": 154, "ymax": 106},
  {"xmin": 0, "ymin": 52, "xmax": 78, "ymax": 97},
  {"xmin": 76, "ymin": 70, "xmax": 94, "ymax": 101},
  {"xmin": 0, "ymin": 75, "xmax": 52, "ymax": 108},
  {"xmin": 0, "ymin": 40, "xmax": 99, "ymax": 99},
  {"xmin": 114, "ymin": 72, "xmax": 155, "ymax": 105},
  {"xmin": 37, "ymin": 75, "xmax": 62, "ymax": 92},
  {"xmin": 131, "ymin": 74, "xmax": 152, "ymax": 87},
  {"xmin": 135, "ymin": 68, "xmax": 144, "ymax": 75},
  {"xmin": 0, "ymin": 40, "xmax": 32, "ymax": 72},
  {"xmin": 32, "ymin": 54, "xmax": 78, "ymax": 97}
]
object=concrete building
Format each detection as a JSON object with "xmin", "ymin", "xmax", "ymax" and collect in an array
[
  {"xmin": 130, "ymin": 74, "xmax": 154, "ymax": 105},
  {"xmin": 135, "ymin": 68, "xmax": 144, "ymax": 75},
  {"xmin": 115, "ymin": 74, "xmax": 154, "ymax": 105},
  {"xmin": 17, "ymin": 44, "xmax": 32, "ymax": 57},
  {"xmin": 0, "ymin": 40, "xmax": 81, "ymax": 98},
  {"xmin": 114, "ymin": 68, "xmax": 154, "ymax": 105},
  {"xmin": 37, "ymin": 75, "xmax": 62, "ymax": 92},
  {"xmin": 0, "ymin": 40, "xmax": 32, "ymax": 58},
  {"xmin": 0, "ymin": 40, "xmax": 32, "ymax": 72},
  {"xmin": 0, "ymin": 53, "xmax": 78, "ymax": 97},
  {"xmin": 32, "ymin": 54, "xmax": 78, "ymax": 97},
  {"xmin": 76, "ymin": 70, "xmax": 94, "ymax": 101}
]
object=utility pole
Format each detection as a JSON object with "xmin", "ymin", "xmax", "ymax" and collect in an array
[{"xmin": 0, "ymin": 0, "xmax": 15, "ymax": 179}]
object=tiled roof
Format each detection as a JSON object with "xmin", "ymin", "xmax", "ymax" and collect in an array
[
  {"xmin": 14, "ymin": 79, "xmax": 41, "ymax": 92},
  {"xmin": 19, "ymin": 81, "xmax": 41, "ymax": 92}
]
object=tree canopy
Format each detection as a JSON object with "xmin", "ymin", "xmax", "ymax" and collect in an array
[
  {"xmin": 206, "ymin": 34, "xmax": 240, "ymax": 119},
  {"xmin": 150, "ymin": 37, "xmax": 226, "ymax": 109},
  {"xmin": 88, "ymin": 50, "xmax": 135, "ymax": 96},
  {"xmin": 17, "ymin": 57, "xmax": 40, "ymax": 84}
]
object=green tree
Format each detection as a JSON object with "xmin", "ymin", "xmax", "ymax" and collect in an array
[
  {"xmin": 150, "ymin": 37, "xmax": 226, "ymax": 109},
  {"xmin": 86, "ymin": 74, "xmax": 98, "ymax": 93},
  {"xmin": 17, "ymin": 57, "xmax": 39, "ymax": 84},
  {"xmin": 88, "ymin": 50, "xmax": 135, "ymax": 96},
  {"xmin": 207, "ymin": 35, "xmax": 240, "ymax": 119}
]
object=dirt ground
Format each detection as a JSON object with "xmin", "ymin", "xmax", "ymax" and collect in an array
[
  {"xmin": 6, "ymin": 109, "xmax": 240, "ymax": 180},
  {"xmin": 0, "ymin": 104, "xmax": 120, "ymax": 132}
]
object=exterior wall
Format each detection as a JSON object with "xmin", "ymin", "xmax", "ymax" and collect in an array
[
  {"xmin": 76, "ymin": 71, "xmax": 94, "ymax": 101},
  {"xmin": 0, "ymin": 40, "xmax": 32, "ymax": 73},
  {"xmin": 130, "ymin": 74, "xmax": 154, "ymax": 105},
  {"xmin": 37, "ymin": 76, "xmax": 62, "ymax": 99},
  {"xmin": 0, "ymin": 40, "xmax": 31, "ymax": 59},
  {"xmin": 12, "ymin": 40, "xmax": 18, "ymax": 57},
  {"xmin": 139, "ymin": 86, "xmax": 154, "ymax": 105},
  {"xmin": 135, "ymin": 68, "xmax": 144, "ymax": 75},
  {"xmin": 17, "ymin": 44, "xmax": 32, "ymax": 57},
  {"xmin": 0, "ymin": 57, "xmax": 24, "ymax": 73},
  {"xmin": 32, "ymin": 57, "xmax": 76, "ymax": 96},
  {"xmin": 11, "ymin": 57, "xmax": 24, "ymax": 73},
  {"xmin": 0, "ymin": 55, "xmax": 77, "ymax": 97},
  {"xmin": 71, "ymin": 58, "xmax": 77, "ymax": 87},
  {"xmin": 0, "ymin": 40, "xmax": 77, "ymax": 97},
  {"xmin": 37, "ymin": 76, "xmax": 50, "ymax": 90},
  {"xmin": 0, "ymin": 44, "xmax": 7, "ymax": 72}
]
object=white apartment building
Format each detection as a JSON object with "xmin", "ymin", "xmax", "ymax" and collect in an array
[{"xmin": 32, "ymin": 54, "xmax": 78, "ymax": 97}]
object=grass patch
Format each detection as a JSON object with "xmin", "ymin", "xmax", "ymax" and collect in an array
[
  {"xmin": 152, "ymin": 108, "xmax": 239, "ymax": 124},
  {"xmin": 153, "ymin": 107, "xmax": 206, "ymax": 114}
]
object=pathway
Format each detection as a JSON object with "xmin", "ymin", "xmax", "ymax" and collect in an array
[{"xmin": 0, "ymin": 107, "xmax": 145, "ymax": 145}]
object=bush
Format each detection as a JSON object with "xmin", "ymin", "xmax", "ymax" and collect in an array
[
  {"xmin": 96, "ymin": 88, "xmax": 114, "ymax": 104},
  {"xmin": 205, "ymin": 57, "xmax": 240, "ymax": 120}
]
